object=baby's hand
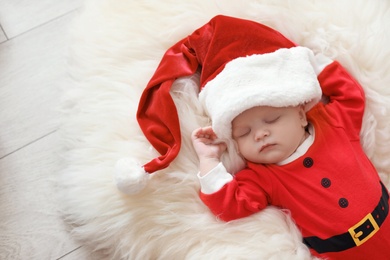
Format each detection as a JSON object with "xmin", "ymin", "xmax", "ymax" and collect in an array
[{"xmin": 191, "ymin": 127, "xmax": 227, "ymax": 161}]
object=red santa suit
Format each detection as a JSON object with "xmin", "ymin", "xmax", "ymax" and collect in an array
[{"xmin": 198, "ymin": 61, "xmax": 390, "ymax": 259}]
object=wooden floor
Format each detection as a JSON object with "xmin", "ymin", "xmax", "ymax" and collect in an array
[{"xmin": 0, "ymin": 1, "xmax": 95, "ymax": 259}]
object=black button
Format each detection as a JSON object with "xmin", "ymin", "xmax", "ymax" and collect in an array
[
  {"xmin": 339, "ymin": 198, "xmax": 349, "ymax": 208},
  {"xmin": 321, "ymin": 178, "xmax": 331, "ymax": 188},
  {"xmin": 303, "ymin": 157, "xmax": 314, "ymax": 168}
]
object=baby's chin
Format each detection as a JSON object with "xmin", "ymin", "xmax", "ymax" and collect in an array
[{"xmin": 247, "ymin": 154, "xmax": 286, "ymax": 165}]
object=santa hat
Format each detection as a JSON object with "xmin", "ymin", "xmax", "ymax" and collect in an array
[{"xmin": 115, "ymin": 15, "xmax": 328, "ymax": 194}]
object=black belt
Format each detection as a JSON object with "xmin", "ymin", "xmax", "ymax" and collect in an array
[{"xmin": 303, "ymin": 181, "xmax": 389, "ymax": 254}]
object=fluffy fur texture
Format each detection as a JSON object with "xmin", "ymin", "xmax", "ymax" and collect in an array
[{"xmin": 59, "ymin": 0, "xmax": 390, "ymax": 259}]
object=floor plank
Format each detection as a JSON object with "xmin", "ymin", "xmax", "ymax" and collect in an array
[
  {"xmin": 0, "ymin": 132, "xmax": 82, "ymax": 259},
  {"xmin": 0, "ymin": 1, "xmax": 89, "ymax": 259},
  {"xmin": 0, "ymin": 12, "xmax": 77, "ymax": 158},
  {"xmin": 0, "ymin": 0, "xmax": 82, "ymax": 38},
  {"xmin": 0, "ymin": 25, "xmax": 6, "ymax": 43}
]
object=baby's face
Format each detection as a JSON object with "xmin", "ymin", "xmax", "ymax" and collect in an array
[{"xmin": 232, "ymin": 106, "xmax": 308, "ymax": 164}]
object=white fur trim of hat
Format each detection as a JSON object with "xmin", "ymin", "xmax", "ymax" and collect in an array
[{"xmin": 199, "ymin": 46, "xmax": 323, "ymax": 140}]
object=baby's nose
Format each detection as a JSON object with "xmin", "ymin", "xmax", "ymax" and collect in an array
[{"xmin": 255, "ymin": 129, "xmax": 269, "ymax": 141}]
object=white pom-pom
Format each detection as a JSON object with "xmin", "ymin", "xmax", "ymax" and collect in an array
[{"xmin": 114, "ymin": 158, "xmax": 149, "ymax": 194}]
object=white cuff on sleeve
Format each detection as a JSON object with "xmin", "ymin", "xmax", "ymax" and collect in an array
[{"xmin": 197, "ymin": 162, "xmax": 233, "ymax": 194}]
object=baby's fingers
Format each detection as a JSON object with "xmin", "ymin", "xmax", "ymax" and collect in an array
[{"xmin": 195, "ymin": 127, "xmax": 217, "ymax": 139}]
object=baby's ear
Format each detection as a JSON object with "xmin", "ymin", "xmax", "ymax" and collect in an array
[{"xmin": 299, "ymin": 105, "xmax": 308, "ymax": 127}]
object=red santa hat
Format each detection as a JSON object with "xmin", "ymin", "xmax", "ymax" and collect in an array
[{"xmin": 115, "ymin": 15, "xmax": 325, "ymax": 194}]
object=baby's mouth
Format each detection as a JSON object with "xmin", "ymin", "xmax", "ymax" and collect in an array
[{"xmin": 260, "ymin": 143, "xmax": 275, "ymax": 152}]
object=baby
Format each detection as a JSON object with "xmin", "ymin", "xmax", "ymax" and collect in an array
[
  {"xmin": 117, "ymin": 15, "xmax": 390, "ymax": 259},
  {"xmin": 192, "ymin": 46, "xmax": 390, "ymax": 259}
]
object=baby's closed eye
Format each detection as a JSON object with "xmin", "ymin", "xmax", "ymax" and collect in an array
[
  {"xmin": 264, "ymin": 116, "xmax": 280, "ymax": 124},
  {"xmin": 233, "ymin": 128, "xmax": 251, "ymax": 138}
]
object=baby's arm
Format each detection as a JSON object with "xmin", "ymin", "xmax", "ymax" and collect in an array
[
  {"xmin": 316, "ymin": 60, "xmax": 365, "ymax": 136},
  {"xmin": 191, "ymin": 127, "xmax": 227, "ymax": 176},
  {"xmin": 192, "ymin": 127, "xmax": 269, "ymax": 221}
]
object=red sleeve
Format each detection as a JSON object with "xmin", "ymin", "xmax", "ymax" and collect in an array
[
  {"xmin": 199, "ymin": 169, "xmax": 270, "ymax": 222},
  {"xmin": 315, "ymin": 61, "xmax": 365, "ymax": 138}
]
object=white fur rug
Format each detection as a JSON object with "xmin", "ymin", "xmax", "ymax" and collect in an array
[{"xmin": 59, "ymin": 0, "xmax": 390, "ymax": 259}]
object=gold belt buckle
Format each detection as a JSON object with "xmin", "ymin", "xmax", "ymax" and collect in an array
[{"xmin": 348, "ymin": 213, "xmax": 380, "ymax": 247}]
